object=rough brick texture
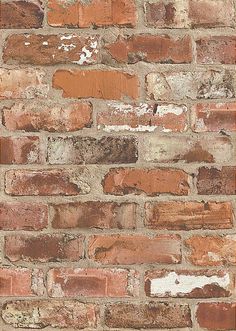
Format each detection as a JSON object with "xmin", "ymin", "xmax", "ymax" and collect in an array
[{"xmin": 0, "ymin": 0, "xmax": 236, "ymax": 330}]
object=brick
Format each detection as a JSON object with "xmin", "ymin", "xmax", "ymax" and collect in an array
[
  {"xmin": 51, "ymin": 201, "xmax": 136, "ymax": 229},
  {"xmin": 0, "ymin": 136, "xmax": 41, "ymax": 164},
  {"xmin": 185, "ymin": 235, "xmax": 236, "ymax": 266},
  {"xmin": 0, "ymin": 202, "xmax": 48, "ymax": 230},
  {"xmin": 145, "ymin": 201, "xmax": 233, "ymax": 230},
  {"xmin": 104, "ymin": 302, "xmax": 192, "ymax": 329},
  {"xmin": 0, "ymin": 69, "xmax": 48, "ymax": 99},
  {"xmin": 47, "ymin": 268, "xmax": 139, "ymax": 297},
  {"xmin": 152, "ymin": 71, "xmax": 236, "ymax": 101},
  {"xmin": 197, "ymin": 167, "xmax": 236, "ymax": 195},
  {"xmin": 146, "ymin": 70, "xmax": 236, "ymax": 101},
  {"xmin": 5, "ymin": 234, "xmax": 84, "ymax": 262},
  {"xmin": 5, "ymin": 169, "xmax": 90, "ymax": 196},
  {"xmin": 143, "ymin": 136, "xmax": 233, "ymax": 163},
  {"xmin": 103, "ymin": 168, "xmax": 190, "ymax": 196},
  {"xmin": 97, "ymin": 102, "xmax": 188, "ymax": 132},
  {"xmin": 0, "ymin": 268, "xmax": 43, "ymax": 296},
  {"xmin": 48, "ymin": 0, "xmax": 136, "ymax": 27},
  {"xmin": 2, "ymin": 300, "xmax": 98, "ymax": 329},
  {"xmin": 196, "ymin": 303, "xmax": 236, "ymax": 330},
  {"xmin": 88, "ymin": 234, "xmax": 181, "ymax": 264},
  {"xmin": 196, "ymin": 36, "xmax": 236, "ymax": 64},
  {"xmin": 145, "ymin": 270, "xmax": 232, "ymax": 298},
  {"xmin": 47, "ymin": 136, "xmax": 138, "ymax": 164},
  {"xmin": 145, "ymin": 0, "xmax": 235, "ymax": 28},
  {"xmin": 53, "ymin": 69, "xmax": 139, "ymax": 100},
  {"xmin": 0, "ymin": 1, "xmax": 44, "ymax": 28},
  {"xmin": 106, "ymin": 34, "xmax": 192, "ymax": 64},
  {"xmin": 2, "ymin": 102, "xmax": 92, "ymax": 132},
  {"xmin": 192, "ymin": 103, "xmax": 236, "ymax": 132},
  {"xmin": 3, "ymin": 34, "xmax": 99, "ymax": 65}
]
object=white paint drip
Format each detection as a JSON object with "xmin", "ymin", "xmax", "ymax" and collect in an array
[{"xmin": 150, "ymin": 272, "xmax": 230, "ymax": 296}]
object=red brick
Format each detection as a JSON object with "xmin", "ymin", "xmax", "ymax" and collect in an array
[
  {"xmin": 3, "ymin": 34, "xmax": 99, "ymax": 65},
  {"xmin": 197, "ymin": 36, "xmax": 236, "ymax": 64},
  {"xmin": 97, "ymin": 102, "xmax": 188, "ymax": 132},
  {"xmin": 0, "ymin": 268, "xmax": 44, "ymax": 296},
  {"xmin": 2, "ymin": 300, "xmax": 99, "ymax": 329},
  {"xmin": 0, "ymin": 136, "xmax": 41, "ymax": 164},
  {"xmin": 2, "ymin": 102, "xmax": 92, "ymax": 132},
  {"xmin": 197, "ymin": 167, "xmax": 236, "ymax": 195},
  {"xmin": 88, "ymin": 234, "xmax": 181, "ymax": 264},
  {"xmin": 47, "ymin": 268, "xmax": 139, "ymax": 297},
  {"xmin": 0, "ymin": 202, "xmax": 48, "ymax": 230},
  {"xmin": 105, "ymin": 302, "xmax": 192, "ymax": 329},
  {"xmin": 5, "ymin": 234, "xmax": 84, "ymax": 262},
  {"xmin": 5, "ymin": 169, "xmax": 90, "ymax": 196},
  {"xmin": 103, "ymin": 168, "xmax": 190, "ymax": 196},
  {"xmin": 0, "ymin": 69, "xmax": 48, "ymax": 99},
  {"xmin": 145, "ymin": 270, "xmax": 232, "ymax": 298},
  {"xmin": 51, "ymin": 201, "xmax": 136, "ymax": 229},
  {"xmin": 106, "ymin": 34, "xmax": 192, "ymax": 64},
  {"xmin": 145, "ymin": 201, "xmax": 233, "ymax": 230},
  {"xmin": 196, "ymin": 303, "xmax": 236, "ymax": 330},
  {"xmin": 48, "ymin": 0, "xmax": 136, "ymax": 27},
  {"xmin": 185, "ymin": 235, "xmax": 236, "ymax": 266},
  {"xmin": 53, "ymin": 69, "xmax": 139, "ymax": 100},
  {"xmin": 0, "ymin": 1, "xmax": 44, "ymax": 28},
  {"xmin": 47, "ymin": 136, "xmax": 138, "ymax": 164},
  {"xmin": 192, "ymin": 103, "xmax": 236, "ymax": 132}
]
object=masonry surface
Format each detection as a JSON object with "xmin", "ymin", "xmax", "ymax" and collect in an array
[{"xmin": 0, "ymin": 0, "xmax": 236, "ymax": 330}]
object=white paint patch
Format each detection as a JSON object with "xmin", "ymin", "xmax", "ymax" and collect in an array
[
  {"xmin": 24, "ymin": 42, "xmax": 30, "ymax": 46},
  {"xmin": 73, "ymin": 39, "xmax": 98, "ymax": 65},
  {"xmin": 108, "ymin": 102, "xmax": 150, "ymax": 116},
  {"xmin": 98, "ymin": 124, "xmax": 158, "ymax": 132},
  {"xmin": 150, "ymin": 272, "xmax": 230, "ymax": 296},
  {"xmin": 155, "ymin": 104, "xmax": 187, "ymax": 117},
  {"xmin": 58, "ymin": 43, "xmax": 76, "ymax": 52},
  {"xmin": 60, "ymin": 35, "xmax": 74, "ymax": 40},
  {"xmin": 42, "ymin": 41, "xmax": 48, "ymax": 46}
]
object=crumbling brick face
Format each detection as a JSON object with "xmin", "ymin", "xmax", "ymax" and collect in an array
[{"xmin": 0, "ymin": 0, "xmax": 236, "ymax": 330}]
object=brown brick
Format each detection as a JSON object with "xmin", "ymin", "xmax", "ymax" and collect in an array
[
  {"xmin": 51, "ymin": 201, "xmax": 136, "ymax": 229},
  {"xmin": 88, "ymin": 234, "xmax": 181, "ymax": 264},
  {"xmin": 5, "ymin": 234, "xmax": 84, "ymax": 262},
  {"xmin": 145, "ymin": 201, "xmax": 233, "ymax": 230},
  {"xmin": 3, "ymin": 34, "xmax": 99, "ymax": 65}
]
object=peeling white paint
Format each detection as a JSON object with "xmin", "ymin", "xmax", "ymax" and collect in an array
[
  {"xmin": 98, "ymin": 124, "xmax": 158, "ymax": 132},
  {"xmin": 60, "ymin": 35, "xmax": 75, "ymax": 40},
  {"xmin": 155, "ymin": 104, "xmax": 187, "ymax": 117},
  {"xmin": 150, "ymin": 272, "xmax": 230, "ymax": 296},
  {"xmin": 58, "ymin": 43, "xmax": 76, "ymax": 52}
]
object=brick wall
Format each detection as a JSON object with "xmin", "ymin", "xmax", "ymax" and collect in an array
[{"xmin": 0, "ymin": 0, "xmax": 236, "ymax": 330}]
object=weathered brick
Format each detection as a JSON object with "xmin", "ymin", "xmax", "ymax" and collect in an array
[
  {"xmin": 2, "ymin": 300, "xmax": 99, "ymax": 329},
  {"xmin": 0, "ymin": 136, "xmax": 41, "ymax": 164},
  {"xmin": 142, "ymin": 136, "xmax": 233, "ymax": 163},
  {"xmin": 145, "ymin": 201, "xmax": 233, "ymax": 230},
  {"xmin": 3, "ymin": 34, "xmax": 99, "ymax": 65},
  {"xmin": 97, "ymin": 102, "xmax": 188, "ymax": 132},
  {"xmin": 88, "ymin": 235, "xmax": 181, "ymax": 264},
  {"xmin": 2, "ymin": 102, "xmax": 92, "ymax": 132},
  {"xmin": 0, "ymin": 1, "xmax": 44, "ymax": 29},
  {"xmin": 0, "ymin": 268, "xmax": 44, "ymax": 296},
  {"xmin": 103, "ymin": 168, "xmax": 190, "ymax": 196},
  {"xmin": 53, "ymin": 69, "xmax": 139, "ymax": 100},
  {"xmin": 47, "ymin": 136, "xmax": 138, "ymax": 164},
  {"xmin": 0, "ymin": 69, "xmax": 48, "ymax": 99},
  {"xmin": 185, "ymin": 235, "xmax": 236, "ymax": 266},
  {"xmin": 5, "ymin": 234, "xmax": 84, "ymax": 262},
  {"xmin": 105, "ymin": 302, "xmax": 192, "ymax": 329},
  {"xmin": 196, "ymin": 303, "xmax": 236, "ymax": 330},
  {"xmin": 145, "ymin": 270, "xmax": 232, "ymax": 298},
  {"xmin": 0, "ymin": 202, "xmax": 48, "ymax": 230},
  {"xmin": 192, "ymin": 103, "xmax": 236, "ymax": 132},
  {"xmin": 106, "ymin": 34, "xmax": 192, "ymax": 64},
  {"xmin": 197, "ymin": 36, "xmax": 236, "ymax": 64},
  {"xmin": 146, "ymin": 70, "xmax": 236, "ymax": 100},
  {"xmin": 48, "ymin": 0, "xmax": 136, "ymax": 27},
  {"xmin": 197, "ymin": 167, "xmax": 236, "ymax": 195},
  {"xmin": 5, "ymin": 169, "xmax": 90, "ymax": 196},
  {"xmin": 47, "ymin": 268, "xmax": 139, "ymax": 297},
  {"xmin": 51, "ymin": 201, "xmax": 136, "ymax": 229},
  {"xmin": 145, "ymin": 0, "xmax": 235, "ymax": 28}
]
